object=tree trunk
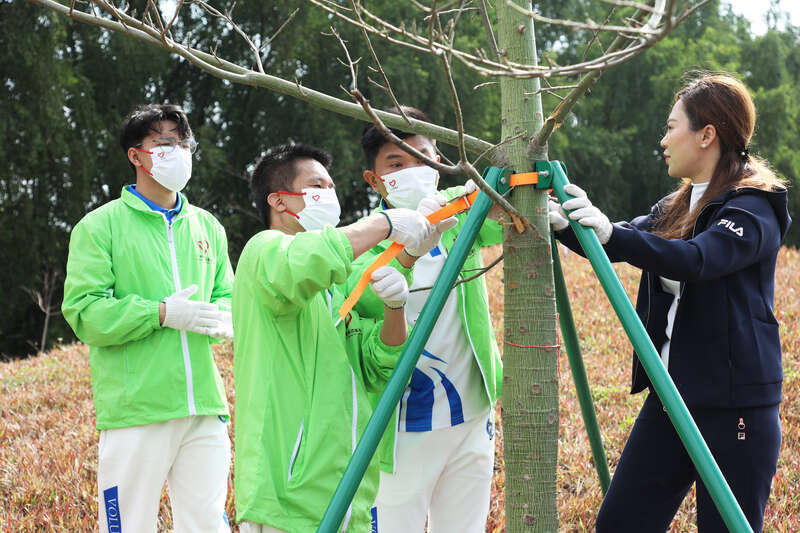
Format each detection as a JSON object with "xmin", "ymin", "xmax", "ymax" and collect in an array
[
  {"xmin": 497, "ymin": 2, "xmax": 559, "ymax": 531},
  {"xmin": 40, "ymin": 307, "xmax": 51, "ymax": 353}
]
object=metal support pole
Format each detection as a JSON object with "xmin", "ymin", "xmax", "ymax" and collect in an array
[
  {"xmin": 548, "ymin": 160, "xmax": 752, "ymax": 533},
  {"xmin": 317, "ymin": 167, "xmax": 507, "ymax": 533},
  {"xmin": 551, "ymin": 236, "xmax": 611, "ymax": 494}
]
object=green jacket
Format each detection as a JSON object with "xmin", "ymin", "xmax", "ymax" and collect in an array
[
  {"xmin": 232, "ymin": 227, "xmax": 403, "ymax": 532},
  {"xmin": 62, "ymin": 187, "xmax": 233, "ymax": 430},
  {"xmin": 345, "ymin": 186, "xmax": 503, "ymax": 472}
]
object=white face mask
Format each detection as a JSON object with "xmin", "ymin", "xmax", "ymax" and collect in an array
[
  {"xmin": 146, "ymin": 146, "xmax": 193, "ymax": 192},
  {"xmin": 381, "ymin": 166, "xmax": 439, "ymax": 210},
  {"xmin": 294, "ymin": 187, "xmax": 341, "ymax": 231}
]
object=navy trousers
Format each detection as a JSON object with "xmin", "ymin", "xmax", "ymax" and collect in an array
[{"xmin": 596, "ymin": 393, "xmax": 781, "ymax": 533}]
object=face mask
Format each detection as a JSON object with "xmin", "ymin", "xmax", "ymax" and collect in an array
[
  {"xmin": 143, "ymin": 146, "xmax": 193, "ymax": 192},
  {"xmin": 380, "ymin": 166, "xmax": 439, "ymax": 210},
  {"xmin": 283, "ymin": 187, "xmax": 341, "ymax": 231}
]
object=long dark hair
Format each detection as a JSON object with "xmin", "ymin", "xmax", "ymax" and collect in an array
[{"xmin": 654, "ymin": 73, "xmax": 785, "ymax": 240}]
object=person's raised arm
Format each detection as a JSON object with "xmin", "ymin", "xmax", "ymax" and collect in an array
[{"xmin": 341, "ymin": 208, "xmax": 433, "ymax": 259}]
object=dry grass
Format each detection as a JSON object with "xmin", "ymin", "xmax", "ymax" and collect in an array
[{"xmin": 1, "ymin": 245, "xmax": 798, "ymax": 532}]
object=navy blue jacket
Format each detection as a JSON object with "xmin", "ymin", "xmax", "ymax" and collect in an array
[{"xmin": 557, "ymin": 186, "xmax": 791, "ymax": 408}]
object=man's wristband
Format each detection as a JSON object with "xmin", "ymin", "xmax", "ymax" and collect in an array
[
  {"xmin": 402, "ymin": 248, "xmax": 420, "ymax": 259},
  {"xmin": 378, "ymin": 211, "xmax": 393, "ymax": 240}
]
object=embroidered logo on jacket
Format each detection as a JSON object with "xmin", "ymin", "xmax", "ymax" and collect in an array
[
  {"xmin": 196, "ymin": 239, "xmax": 212, "ymax": 263},
  {"xmin": 717, "ymin": 219, "xmax": 744, "ymax": 237}
]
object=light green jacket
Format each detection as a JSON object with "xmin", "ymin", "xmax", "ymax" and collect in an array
[
  {"xmin": 62, "ymin": 187, "xmax": 233, "ymax": 430},
  {"xmin": 345, "ymin": 186, "xmax": 503, "ymax": 472},
  {"xmin": 232, "ymin": 227, "xmax": 403, "ymax": 532}
]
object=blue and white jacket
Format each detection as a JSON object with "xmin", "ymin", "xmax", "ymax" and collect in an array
[{"xmin": 557, "ymin": 186, "xmax": 791, "ymax": 408}]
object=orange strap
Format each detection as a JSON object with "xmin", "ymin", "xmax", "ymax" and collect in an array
[
  {"xmin": 338, "ymin": 190, "xmax": 479, "ymax": 319},
  {"xmin": 509, "ymin": 172, "xmax": 538, "ymax": 186}
]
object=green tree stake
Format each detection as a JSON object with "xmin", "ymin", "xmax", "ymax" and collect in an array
[{"xmin": 551, "ymin": 236, "xmax": 611, "ymax": 494}]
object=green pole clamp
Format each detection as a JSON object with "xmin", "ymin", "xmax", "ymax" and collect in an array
[{"xmin": 494, "ymin": 162, "xmax": 553, "ymax": 195}]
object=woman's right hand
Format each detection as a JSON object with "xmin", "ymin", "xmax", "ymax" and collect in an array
[{"xmin": 561, "ymin": 184, "xmax": 613, "ymax": 244}]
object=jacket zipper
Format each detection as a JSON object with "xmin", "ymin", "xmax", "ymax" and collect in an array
[
  {"xmin": 637, "ymin": 200, "xmax": 723, "ymax": 386},
  {"xmin": 327, "ymin": 288, "xmax": 357, "ymax": 532},
  {"xmin": 164, "ymin": 216, "xmax": 196, "ymax": 416},
  {"xmin": 633, "ymin": 273, "xmax": 652, "ymax": 387}
]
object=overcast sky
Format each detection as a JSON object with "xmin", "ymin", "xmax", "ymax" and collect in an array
[{"xmin": 724, "ymin": 0, "xmax": 799, "ymax": 35}]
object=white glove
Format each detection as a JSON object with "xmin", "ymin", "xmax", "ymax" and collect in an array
[
  {"xmin": 548, "ymin": 197, "xmax": 569, "ymax": 231},
  {"xmin": 382, "ymin": 208, "xmax": 433, "ymax": 251},
  {"xmin": 464, "ymin": 179, "xmax": 478, "ymax": 195},
  {"xmin": 561, "ymin": 183, "xmax": 613, "ymax": 244},
  {"xmin": 405, "ymin": 193, "xmax": 458, "ymax": 257},
  {"xmin": 162, "ymin": 285, "xmax": 227, "ymax": 336},
  {"xmin": 370, "ymin": 266, "xmax": 409, "ymax": 309},
  {"xmin": 208, "ymin": 310, "xmax": 234, "ymax": 340}
]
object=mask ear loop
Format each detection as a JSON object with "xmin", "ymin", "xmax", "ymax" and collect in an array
[
  {"xmin": 132, "ymin": 147, "xmax": 155, "ymax": 176},
  {"xmin": 275, "ymin": 191, "xmax": 306, "ymax": 219},
  {"xmin": 366, "ymin": 170, "xmax": 385, "ymax": 183}
]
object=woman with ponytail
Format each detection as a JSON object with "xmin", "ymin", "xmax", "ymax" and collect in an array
[{"xmin": 549, "ymin": 72, "xmax": 791, "ymax": 532}]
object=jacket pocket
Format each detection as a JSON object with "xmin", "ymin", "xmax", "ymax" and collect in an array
[
  {"xmin": 732, "ymin": 317, "xmax": 782, "ymax": 385},
  {"xmin": 287, "ymin": 420, "xmax": 304, "ymax": 482}
]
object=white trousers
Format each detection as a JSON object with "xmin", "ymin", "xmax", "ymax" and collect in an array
[
  {"xmin": 97, "ymin": 415, "xmax": 231, "ymax": 533},
  {"xmin": 372, "ymin": 413, "xmax": 495, "ymax": 533}
]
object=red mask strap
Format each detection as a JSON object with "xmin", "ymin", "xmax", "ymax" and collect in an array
[
  {"xmin": 133, "ymin": 147, "xmax": 154, "ymax": 176},
  {"xmin": 274, "ymin": 191, "xmax": 304, "ymax": 220}
]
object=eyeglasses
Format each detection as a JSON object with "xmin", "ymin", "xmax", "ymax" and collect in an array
[{"xmin": 137, "ymin": 136, "xmax": 198, "ymax": 155}]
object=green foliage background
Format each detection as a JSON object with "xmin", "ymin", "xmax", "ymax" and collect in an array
[{"xmin": 2, "ymin": 0, "xmax": 798, "ymax": 357}]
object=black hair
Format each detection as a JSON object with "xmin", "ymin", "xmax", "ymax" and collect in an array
[
  {"xmin": 251, "ymin": 143, "xmax": 334, "ymax": 228},
  {"xmin": 361, "ymin": 106, "xmax": 432, "ymax": 170},
  {"xmin": 119, "ymin": 104, "xmax": 193, "ymax": 176}
]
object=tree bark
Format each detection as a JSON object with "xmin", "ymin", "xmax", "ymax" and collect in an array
[{"xmin": 497, "ymin": 1, "xmax": 559, "ymax": 531}]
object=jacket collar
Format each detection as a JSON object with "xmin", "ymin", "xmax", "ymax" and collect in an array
[{"xmin": 121, "ymin": 185, "xmax": 191, "ymax": 220}]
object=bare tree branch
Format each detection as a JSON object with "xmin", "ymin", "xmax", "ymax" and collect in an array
[
  {"xmin": 30, "ymin": 0, "xmax": 496, "ymax": 157},
  {"xmin": 313, "ymin": 0, "xmax": 709, "ymax": 79},
  {"xmin": 535, "ymin": 0, "xmax": 685, "ymax": 146},
  {"xmin": 328, "ymin": 25, "xmax": 359, "ymax": 92},
  {"xmin": 260, "ymin": 7, "xmax": 299, "ymax": 53},
  {"xmin": 505, "ymin": 1, "xmax": 663, "ymax": 35},
  {"xmin": 438, "ymin": 52, "xmax": 468, "ymax": 165},
  {"xmin": 410, "ymin": 253, "xmax": 504, "ymax": 293},
  {"xmin": 349, "ymin": 0, "xmax": 410, "ymax": 125},
  {"xmin": 477, "ymin": 0, "xmax": 501, "ymax": 61}
]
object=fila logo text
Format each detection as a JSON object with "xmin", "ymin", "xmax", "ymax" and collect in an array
[{"xmin": 717, "ymin": 218, "xmax": 744, "ymax": 237}]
